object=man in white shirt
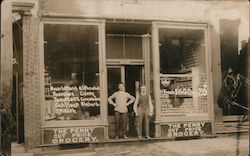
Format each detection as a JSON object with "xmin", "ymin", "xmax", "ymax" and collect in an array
[{"xmin": 108, "ymin": 83, "xmax": 135, "ymax": 139}]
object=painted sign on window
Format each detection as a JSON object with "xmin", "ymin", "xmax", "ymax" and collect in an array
[{"xmin": 45, "ymin": 85, "xmax": 101, "ymax": 121}]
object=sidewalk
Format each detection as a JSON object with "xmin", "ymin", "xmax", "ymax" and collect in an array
[{"xmin": 34, "ymin": 133, "xmax": 249, "ymax": 156}]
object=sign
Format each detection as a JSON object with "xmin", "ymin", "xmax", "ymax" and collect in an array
[
  {"xmin": 50, "ymin": 85, "xmax": 100, "ymax": 115},
  {"xmin": 159, "ymin": 75, "xmax": 208, "ymax": 116},
  {"xmin": 43, "ymin": 126, "xmax": 105, "ymax": 145},
  {"xmin": 45, "ymin": 85, "xmax": 101, "ymax": 121},
  {"xmin": 161, "ymin": 122, "xmax": 212, "ymax": 138}
]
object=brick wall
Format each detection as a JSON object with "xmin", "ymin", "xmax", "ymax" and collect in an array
[{"xmin": 22, "ymin": 15, "xmax": 41, "ymax": 150}]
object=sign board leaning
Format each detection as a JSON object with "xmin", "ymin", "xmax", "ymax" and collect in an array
[
  {"xmin": 43, "ymin": 126, "xmax": 105, "ymax": 145},
  {"xmin": 161, "ymin": 122, "xmax": 212, "ymax": 138}
]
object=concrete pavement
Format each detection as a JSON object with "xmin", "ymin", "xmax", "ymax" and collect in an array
[{"xmin": 33, "ymin": 133, "xmax": 249, "ymax": 156}]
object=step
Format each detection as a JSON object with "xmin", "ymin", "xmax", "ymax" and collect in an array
[
  {"xmin": 215, "ymin": 126, "xmax": 249, "ymax": 134},
  {"xmin": 12, "ymin": 147, "xmax": 25, "ymax": 153},
  {"xmin": 34, "ymin": 148, "xmax": 94, "ymax": 156},
  {"xmin": 11, "ymin": 142, "xmax": 34, "ymax": 156},
  {"xmin": 11, "ymin": 143, "xmax": 25, "ymax": 153},
  {"xmin": 11, "ymin": 142, "xmax": 25, "ymax": 148},
  {"xmin": 12, "ymin": 153, "xmax": 33, "ymax": 156}
]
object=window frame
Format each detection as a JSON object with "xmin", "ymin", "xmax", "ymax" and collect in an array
[
  {"xmin": 152, "ymin": 22, "xmax": 214, "ymax": 123},
  {"xmin": 106, "ymin": 34, "xmax": 145, "ymax": 65},
  {"xmin": 40, "ymin": 19, "xmax": 107, "ymax": 128}
]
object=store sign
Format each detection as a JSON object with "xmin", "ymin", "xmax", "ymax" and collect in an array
[
  {"xmin": 50, "ymin": 85, "xmax": 100, "ymax": 114},
  {"xmin": 43, "ymin": 127, "xmax": 105, "ymax": 145},
  {"xmin": 160, "ymin": 88, "xmax": 207, "ymax": 97},
  {"xmin": 161, "ymin": 122, "xmax": 212, "ymax": 138},
  {"xmin": 45, "ymin": 85, "xmax": 101, "ymax": 121},
  {"xmin": 159, "ymin": 75, "xmax": 208, "ymax": 117}
]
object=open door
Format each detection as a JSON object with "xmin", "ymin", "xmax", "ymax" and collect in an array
[{"xmin": 107, "ymin": 65, "xmax": 144, "ymax": 138}]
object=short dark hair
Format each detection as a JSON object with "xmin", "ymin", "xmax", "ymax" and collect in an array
[{"xmin": 119, "ymin": 82, "xmax": 125, "ymax": 86}]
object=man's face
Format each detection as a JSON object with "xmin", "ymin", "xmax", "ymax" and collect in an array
[
  {"xmin": 118, "ymin": 84, "xmax": 125, "ymax": 91},
  {"xmin": 140, "ymin": 86, "xmax": 146, "ymax": 94}
]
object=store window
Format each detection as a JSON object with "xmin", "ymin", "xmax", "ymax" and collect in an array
[
  {"xmin": 44, "ymin": 24, "xmax": 101, "ymax": 121},
  {"xmin": 159, "ymin": 28, "xmax": 208, "ymax": 118}
]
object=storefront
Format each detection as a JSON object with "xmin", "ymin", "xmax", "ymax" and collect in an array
[
  {"xmin": 41, "ymin": 20, "xmax": 153, "ymax": 143},
  {"xmin": 39, "ymin": 18, "xmax": 214, "ymax": 145},
  {"xmin": 10, "ymin": 0, "xmax": 249, "ymax": 151}
]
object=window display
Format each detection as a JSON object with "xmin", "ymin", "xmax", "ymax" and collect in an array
[
  {"xmin": 159, "ymin": 28, "xmax": 208, "ymax": 117},
  {"xmin": 44, "ymin": 24, "xmax": 101, "ymax": 121}
]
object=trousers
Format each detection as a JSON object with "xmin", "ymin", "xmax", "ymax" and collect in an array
[
  {"xmin": 136, "ymin": 107, "xmax": 149, "ymax": 137},
  {"xmin": 115, "ymin": 111, "xmax": 127, "ymax": 137}
]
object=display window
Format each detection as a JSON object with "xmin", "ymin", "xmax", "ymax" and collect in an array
[
  {"xmin": 158, "ymin": 27, "xmax": 209, "ymax": 118},
  {"xmin": 43, "ymin": 23, "xmax": 101, "ymax": 122}
]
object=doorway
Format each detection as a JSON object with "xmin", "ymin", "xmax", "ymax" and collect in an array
[
  {"xmin": 107, "ymin": 65, "xmax": 144, "ymax": 138},
  {"xmin": 105, "ymin": 22, "xmax": 151, "ymax": 139},
  {"xmin": 12, "ymin": 19, "xmax": 24, "ymax": 143}
]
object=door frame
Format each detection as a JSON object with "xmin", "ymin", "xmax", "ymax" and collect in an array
[
  {"xmin": 106, "ymin": 33, "xmax": 151, "ymax": 92},
  {"xmin": 106, "ymin": 65, "xmax": 145, "ymax": 138},
  {"xmin": 107, "ymin": 65, "xmax": 146, "ymax": 84},
  {"xmin": 105, "ymin": 31, "xmax": 151, "ymax": 138}
]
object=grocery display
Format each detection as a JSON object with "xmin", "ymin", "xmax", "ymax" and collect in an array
[{"xmin": 160, "ymin": 46, "xmax": 208, "ymax": 117}]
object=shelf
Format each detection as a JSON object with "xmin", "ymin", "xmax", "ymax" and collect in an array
[
  {"xmin": 175, "ymin": 79, "xmax": 192, "ymax": 82},
  {"xmin": 168, "ymin": 95, "xmax": 193, "ymax": 98},
  {"xmin": 160, "ymin": 74, "xmax": 193, "ymax": 77}
]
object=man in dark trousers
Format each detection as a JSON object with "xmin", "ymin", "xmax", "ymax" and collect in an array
[
  {"xmin": 108, "ymin": 83, "xmax": 135, "ymax": 139},
  {"xmin": 134, "ymin": 85, "xmax": 153, "ymax": 139}
]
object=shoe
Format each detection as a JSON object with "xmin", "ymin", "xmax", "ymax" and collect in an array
[
  {"xmin": 123, "ymin": 135, "xmax": 128, "ymax": 139},
  {"xmin": 138, "ymin": 136, "xmax": 142, "ymax": 139},
  {"xmin": 145, "ymin": 136, "xmax": 151, "ymax": 139},
  {"xmin": 115, "ymin": 136, "xmax": 119, "ymax": 139}
]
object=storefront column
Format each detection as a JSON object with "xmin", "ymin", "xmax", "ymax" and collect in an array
[
  {"xmin": 0, "ymin": 0, "xmax": 13, "ymax": 155},
  {"xmin": 100, "ymin": 20, "xmax": 109, "ymax": 139},
  {"xmin": 22, "ymin": 15, "xmax": 42, "ymax": 150},
  {"xmin": 205, "ymin": 25, "xmax": 216, "ymax": 134},
  {"xmin": 152, "ymin": 22, "xmax": 161, "ymax": 137},
  {"xmin": 0, "ymin": 0, "xmax": 12, "ymax": 114},
  {"xmin": 142, "ymin": 34, "xmax": 151, "ymax": 93},
  {"xmin": 210, "ymin": 21, "xmax": 223, "ymax": 125}
]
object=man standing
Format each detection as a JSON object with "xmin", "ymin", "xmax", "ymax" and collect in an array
[
  {"xmin": 134, "ymin": 85, "xmax": 153, "ymax": 139},
  {"xmin": 108, "ymin": 83, "xmax": 135, "ymax": 139}
]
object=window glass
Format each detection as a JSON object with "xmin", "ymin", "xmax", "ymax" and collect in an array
[
  {"xmin": 125, "ymin": 36, "xmax": 142, "ymax": 59},
  {"xmin": 159, "ymin": 28, "xmax": 208, "ymax": 117},
  {"xmin": 44, "ymin": 24, "xmax": 101, "ymax": 121},
  {"xmin": 106, "ymin": 36, "xmax": 124, "ymax": 59},
  {"xmin": 106, "ymin": 35, "xmax": 143, "ymax": 60}
]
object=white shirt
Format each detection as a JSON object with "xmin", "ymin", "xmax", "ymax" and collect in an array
[{"xmin": 108, "ymin": 91, "xmax": 135, "ymax": 113}]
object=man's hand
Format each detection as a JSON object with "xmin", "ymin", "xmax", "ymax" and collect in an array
[
  {"xmin": 149, "ymin": 111, "xmax": 153, "ymax": 117},
  {"xmin": 113, "ymin": 103, "xmax": 118, "ymax": 107},
  {"xmin": 135, "ymin": 112, "xmax": 138, "ymax": 116}
]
